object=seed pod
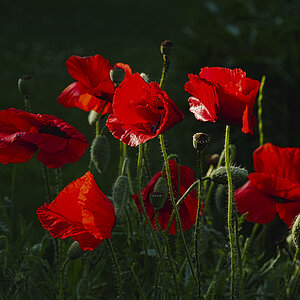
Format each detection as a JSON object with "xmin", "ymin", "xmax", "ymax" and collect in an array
[
  {"xmin": 193, "ymin": 132, "xmax": 210, "ymax": 152},
  {"xmin": 210, "ymin": 166, "xmax": 248, "ymax": 187},
  {"xmin": 150, "ymin": 176, "xmax": 169, "ymax": 210},
  {"xmin": 160, "ymin": 40, "xmax": 173, "ymax": 56},
  {"xmin": 67, "ymin": 241, "xmax": 85, "ymax": 260},
  {"xmin": 90, "ymin": 135, "xmax": 110, "ymax": 174},
  {"xmin": 112, "ymin": 175, "xmax": 130, "ymax": 215},
  {"xmin": 206, "ymin": 154, "xmax": 220, "ymax": 167},
  {"xmin": 292, "ymin": 215, "xmax": 300, "ymax": 249},
  {"xmin": 110, "ymin": 66, "xmax": 125, "ymax": 86},
  {"xmin": 18, "ymin": 75, "xmax": 34, "ymax": 97}
]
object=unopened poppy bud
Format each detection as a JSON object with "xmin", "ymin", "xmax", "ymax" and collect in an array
[
  {"xmin": 207, "ymin": 154, "xmax": 220, "ymax": 167},
  {"xmin": 140, "ymin": 73, "xmax": 150, "ymax": 83},
  {"xmin": 210, "ymin": 166, "xmax": 248, "ymax": 187},
  {"xmin": 292, "ymin": 215, "xmax": 300, "ymax": 249},
  {"xmin": 90, "ymin": 135, "xmax": 110, "ymax": 173},
  {"xmin": 110, "ymin": 66, "xmax": 125, "ymax": 86},
  {"xmin": 160, "ymin": 40, "xmax": 173, "ymax": 56},
  {"xmin": 88, "ymin": 110, "xmax": 99, "ymax": 125},
  {"xmin": 193, "ymin": 132, "xmax": 210, "ymax": 152},
  {"xmin": 112, "ymin": 175, "xmax": 130, "ymax": 215},
  {"xmin": 150, "ymin": 177, "xmax": 169, "ymax": 210},
  {"xmin": 67, "ymin": 241, "xmax": 85, "ymax": 260},
  {"xmin": 18, "ymin": 75, "xmax": 34, "ymax": 97}
]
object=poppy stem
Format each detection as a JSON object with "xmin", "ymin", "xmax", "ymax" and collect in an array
[
  {"xmin": 224, "ymin": 125, "xmax": 236, "ymax": 300},
  {"xmin": 106, "ymin": 239, "xmax": 123, "ymax": 299},
  {"xmin": 154, "ymin": 213, "xmax": 181, "ymax": 299},
  {"xmin": 41, "ymin": 163, "xmax": 51, "ymax": 203},
  {"xmin": 159, "ymin": 134, "xmax": 199, "ymax": 287},
  {"xmin": 258, "ymin": 75, "xmax": 266, "ymax": 147},
  {"xmin": 58, "ymin": 258, "xmax": 70, "ymax": 300},
  {"xmin": 137, "ymin": 144, "xmax": 167, "ymax": 289},
  {"xmin": 194, "ymin": 150, "xmax": 204, "ymax": 299},
  {"xmin": 159, "ymin": 55, "xmax": 169, "ymax": 89}
]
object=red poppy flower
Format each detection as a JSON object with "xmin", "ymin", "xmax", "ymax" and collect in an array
[
  {"xmin": 235, "ymin": 143, "xmax": 300, "ymax": 228},
  {"xmin": 106, "ymin": 73, "xmax": 184, "ymax": 146},
  {"xmin": 133, "ymin": 159, "xmax": 198, "ymax": 234},
  {"xmin": 185, "ymin": 67, "xmax": 260, "ymax": 134},
  {"xmin": 37, "ymin": 171, "xmax": 116, "ymax": 250},
  {"xmin": 57, "ymin": 55, "xmax": 132, "ymax": 115},
  {"xmin": 0, "ymin": 108, "xmax": 88, "ymax": 168}
]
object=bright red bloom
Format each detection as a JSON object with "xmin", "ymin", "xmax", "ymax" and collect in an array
[
  {"xmin": 37, "ymin": 171, "xmax": 116, "ymax": 251},
  {"xmin": 133, "ymin": 159, "xmax": 198, "ymax": 234},
  {"xmin": 0, "ymin": 108, "xmax": 88, "ymax": 168},
  {"xmin": 235, "ymin": 143, "xmax": 300, "ymax": 228},
  {"xmin": 185, "ymin": 67, "xmax": 260, "ymax": 134},
  {"xmin": 106, "ymin": 73, "xmax": 184, "ymax": 146},
  {"xmin": 57, "ymin": 55, "xmax": 132, "ymax": 115}
]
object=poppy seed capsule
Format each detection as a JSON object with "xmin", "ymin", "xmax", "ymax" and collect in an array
[
  {"xmin": 18, "ymin": 75, "xmax": 34, "ymax": 97},
  {"xmin": 112, "ymin": 175, "xmax": 130, "ymax": 215},
  {"xmin": 292, "ymin": 215, "xmax": 300, "ymax": 249},
  {"xmin": 210, "ymin": 166, "xmax": 248, "ymax": 187},
  {"xmin": 160, "ymin": 40, "xmax": 173, "ymax": 56},
  {"xmin": 207, "ymin": 154, "xmax": 220, "ymax": 167},
  {"xmin": 67, "ymin": 241, "xmax": 85, "ymax": 260},
  {"xmin": 193, "ymin": 132, "xmax": 210, "ymax": 152},
  {"xmin": 90, "ymin": 135, "xmax": 110, "ymax": 173},
  {"xmin": 150, "ymin": 176, "xmax": 169, "ymax": 210},
  {"xmin": 110, "ymin": 67, "xmax": 125, "ymax": 86}
]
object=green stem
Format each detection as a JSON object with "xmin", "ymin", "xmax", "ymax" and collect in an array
[
  {"xmin": 41, "ymin": 163, "xmax": 51, "ymax": 203},
  {"xmin": 258, "ymin": 75, "xmax": 266, "ymax": 147},
  {"xmin": 24, "ymin": 96, "xmax": 32, "ymax": 113},
  {"xmin": 155, "ymin": 213, "xmax": 180, "ymax": 299},
  {"xmin": 225, "ymin": 125, "xmax": 235, "ymax": 300},
  {"xmin": 159, "ymin": 134, "xmax": 198, "ymax": 285},
  {"xmin": 159, "ymin": 55, "xmax": 168, "ymax": 89},
  {"xmin": 290, "ymin": 264, "xmax": 300, "ymax": 300},
  {"xmin": 106, "ymin": 239, "xmax": 123, "ymax": 299},
  {"xmin": 58, "ymin": 258, "xmax": 70, "ymax": 300},
  {"xmin": 137, "ymin": 144, "xmax": 166, "ymax": 285},
  {"xmin": 242, "ymin": 223, "xmax": 259, "ymax": 261}
]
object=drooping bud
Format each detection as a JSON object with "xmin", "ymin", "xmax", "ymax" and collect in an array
[
  {"xmin": 207, "ymin": 154, "xmax": 220, "ymax": 167},
  {"xmin": 150, "ymin": 176, "xmax": 169, "ymax": 210},
  {"xmin": 67, "ymin": 241, "xmax": 85, "ymax": 260},
  {"xmin": 292, "ymin": 214, "xmax": 300, "ymax": 249},
  {"xmin": 88, "ymin": 110, "xmax": 100, "ymax": 125},
  {"xmin": 160, "ymin": 40, "xmax": 173, "ymax": 56},
  {"xmin": 90, "ymin": 135, "xmax": 110, "ymax": 173},
  {"xmin": 193, "ymin": 132, "xmax": 210, "ymax": 152},
  {"xmin": 110, "ymin": 66, "xmax": 125, "ymax": 86},
  {"xmin": 18, "ymin": 75, "xmax": 34, "ymax": 97},
  {"xmin": 112, "ymin": 175, "xmax": 130, "ymax": 215},
  {"xmin": 210, "ymin": 166, "xmax": 248, "ymax": 187}
]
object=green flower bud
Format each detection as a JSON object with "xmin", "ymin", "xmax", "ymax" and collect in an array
[
  {"xmin": 210, "ymin": 166, "xmax": 248, "ymax": 187},
  {"xmin": 193, "ymin": 132, "xmax": 210, "ymax": 152},
  {"xmin": 150, "ymin": 176, "xmax": 169, "ymax": 210},
  {"xmin": 67, "ymin": 241, "xmax": 85, "ymax": 260},
  {"xmin": 292, "ymin": 215, "xmax": 300, "ymax": 249},
  {"xmin": 18, "ymin": 75, "xmax": 34, "ymax": 97},
  {"xmin": 90, "ymin": 135, "xmax": 110, "ymax": 173},
  {"xmin": 88, "ymin": 110, "xmax": 99, "ymax": 125},
  {"xmin": 160, "ymin": 40, "xmax": 173, "ymax": 56},
  {"xmin": 110, "ymin": 66, "xmax": 125, "ymax": 86},
  {"xmin": 112, "ymin": 175, "xmax": 130, "ymax": 215}
]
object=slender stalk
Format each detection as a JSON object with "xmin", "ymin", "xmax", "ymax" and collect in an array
[
  {"xmin": 258, "ymin": 75, "xmax": 266, "ymax": 147},
  {"xmin": 159, "ymin": 134, "xmax": 198, "ymax": 285},
  {"xmin": 155, "ymin": 213, "xmax": 180, "ymax": 299},
  {"xmin": 290, "ymin": 264, "xmax": 300, "ymax": 300},
  {"xmin": 106, "ymin": 239, "xmax": 123, "ymax": 299},
  {"xmin": 159, "ymin": 55, "xmax": 168, "ymax": 89},
  {"xmin": 242, "ymin": 223, "xmax": 259, "ymax": 261},
  {"xmin": 224, "ymin": 125, "xmax": 235, "ymax": 300},
  {"xmin": 58, "ymin": 258, "xmax": 70, "ymax": 300},
  {"xmin": 41, "ymin": 163, "xmax": 51, "ymax": 203}
]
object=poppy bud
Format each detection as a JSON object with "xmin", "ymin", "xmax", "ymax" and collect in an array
[
  {"xmin": 193, "ymin": 132, "xmax": 210, "ymax": 152},
  {"xmin": 150, "ymin": 176, "xmax": 169, "ymax": 210},
  {"xmin": 67, "ymin": 241, "xmax": 85, "ymax": 260},
  {"xmin": 88, "ymin": 110, "xmax": 99, "ymax": 125},
  {"xmin": 292, "ymin": 215, "xmax": 300, "ymax": 249},
  {"xmin": 160, "ymin": 40, "xmax": 173, "ymax": 56},
  {"xmin": 210, "ymin": 166, "xmax": 248, "ymax": 187},
  {"xmin": 112, "ymin": 175, "xmax": 130, "ymax": 215},
  {"xmin": 207, "ymin": 154, "xmax": 220, "ymax": 167},
  {"xmin": 18, "ymin": 75, "xmax": 34, "ymax": 97},
  {"xmin": 140, "ymin": 73, "xmax": 150, "ymax": 83},
  {"xmin": 110, "ymin": 66, "xmax": 125, "ymax": 86},
  {"xmin": 90, "ymin": 135, "xmax": 110, "ymax": 173}
]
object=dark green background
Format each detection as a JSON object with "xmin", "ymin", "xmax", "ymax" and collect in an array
[{"xmin": 1, "ymin": 0, "xmax": 299, "ymax": 238}]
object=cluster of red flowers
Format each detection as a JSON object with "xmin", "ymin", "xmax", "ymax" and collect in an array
[{"xmin": 3, "ymin": 52, "xmax": 298, "ymax": 250}]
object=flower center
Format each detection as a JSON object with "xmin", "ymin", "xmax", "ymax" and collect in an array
[{"xmin": 39, "ymin": 125, "xmax": 69, "ymax": 138}]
